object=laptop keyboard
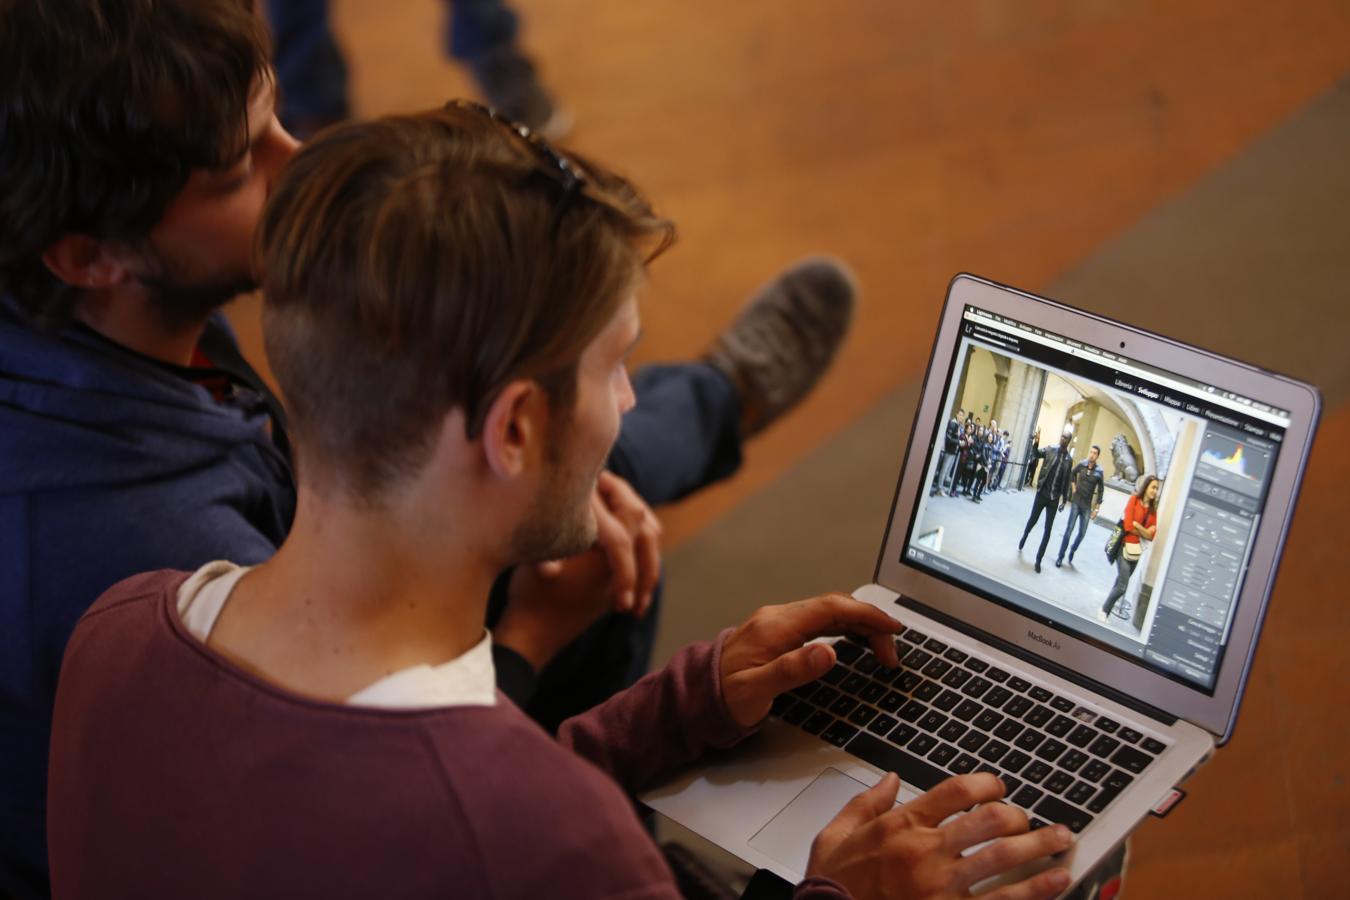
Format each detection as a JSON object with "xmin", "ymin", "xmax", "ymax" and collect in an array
[{"xmin": 771, "ymin": 626, "xmax": 1170, "ymax": 833}]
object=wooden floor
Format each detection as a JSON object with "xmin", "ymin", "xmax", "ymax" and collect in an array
[{"xmin": 226, "ymin": 2, "xmax": 1350, "ymax": 895}]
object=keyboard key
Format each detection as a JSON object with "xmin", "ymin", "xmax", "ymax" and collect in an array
[
  {"xmin": 1023, "ymin": 705, "xmax": 1054, "ymax": 728},
  {"xmin": 957, "ymin": 731, "xmax": 989, "ymax": 753},
  {"xmin": 1033, "ymin": 795, "xmax": 1094, "ymax": 833},
  {"xmin": 1029, "ymin": 686, "xmax": 1053, "ymax": 703},
  {"xmin": 950, "ymin": 753, "xmax": 978, "ymax": 774},
  {"xmin": 1067, "ymin": 725, "xmax": 1097, "ymax": 748},
  {"xmin": 879, "ymin": 690, "xmax": 906, "ymax": 713},
  {"xmin": 1004, "ymin": 696, "xmax": 1034, "ymax": 718},
  {"xmin": 1022, "ymin": 761, "xmax": 1052, "ymax": 784},
  {"xmin": 1087, "ymin": 783, "xmax": 1123, "ymax": 814},
  {"xmin": 1029, "ymin": 817, "xmax": 1049, "ymax": 830},
  {"xmin": 1050, "ymin": 696, "xmax": 1075, "ymax": 713},
  {"xmin": 783, "ymin": 702, "xmax": 812, "ymax": 727},
  {"xmin": 1013, "ymin": 731, "xmax": 1045, "ymax": 752},
  {"xmin": 985, "ymin": 666, "xmax": 1010, "ymax": 683},
  {"xmin": 873, "ymin": 665, "xmax": 902, "ymax": 684},
  {"xmin": 854, "ymin": 653, "xmax": 880, "ymax": 676},
  {"xmin": 849, "ymin": 706, "xmax": 878, "ymax": 727},
  {"xmin": 803, "ymin": 711, "xmax": 833, "ymax": 735},
  {"xmin": 859, "ymin": 682, "xmax": 888, "ymax": 704},
  {"xmin": 868, "ymin": 713, "xmax": 898, "ymax": 736},
  {"xmin": 943, "ymin": 647, "xmax": 968, "ymax": 664},
  {"xmin": 1118, "ymin": 726, "xmax": 1143, "ymax": 744},
  {"xmin": 833, "ymin": 641, "xmax": 863, "ymax": 664},
  {"xmin": 822, "ymin": 721, "xmax": 859, "ymax": 747},
  {"xmin": 914, "ymin": 680, "xmax": 942, "ymax": 702},
  {"xmin": 1044, "ymin": 771, "xmax": 1073, "ymax": 795},
  {"xmin": 994, "ymin": 719, "xmax": 1025, "ymax": 742},
  {"xmin": 938, "ymin": 721, "xmax": 968, "ymax": 743},
  {"xmin": 1089, "ymin": 735, "xmax": 1121, "ymax": 759},
  {"xmin": 901, "ymin": 630, "xmax": 927, "ymax": 644},
  {"xmin": 1095, "ymin": 716, "xmax": 1120, "ymax": 733},
  {"xmin": 978, "ymin": 741, "xmax": 1010, "ymax": 764},
  {"xmin": 1110, "ymin": 745, "xmax": 1154, "ymax": 774},
  {"xmin": 898, "ymin": 700, "xmax": 926, "ymax": 722},
  {"xmin": 888, "ymin": 723, "xmax": 919, "ymax": 747},
  {"xmin": 922, "ymin": 658, "xmax": 953, "ymax": 679},
  {"xmin": 811, "ymin": 685, "xmax": 840, "ymax": 707},
  {"xmin": 830, "ymin": 696, "xmax": 859, "ymax": 717},
  {"xmin": 1104, "ymin": 769, "xmax": 1134, "ymax": 792},
  {"xmin": 929, "ymin": 743, "xmax": 958, "ymax": 767},
  {"xmin": 847, "ymin": 732, "xmax": 948, "ymax": 792},
  {"xmin": 840, "ymin": 673, "xmax": 870, "ymax": 695},
  {"xmin": 983, "ymin": 686, "xmax": 1013, "ymax": 709},
  {"xmin": 941, "ymin": 668, "xmax": 972, "ymax": 689},
  {"xmin": 953, "ymin": 700, "xmax": 983, "ymax": 722},
  {"xmin": 909, "ymin": 733, "xmax": 938, "ymax": 756},
  {"xmin": 965, "ymin": 658, "xmax": 989, "ymax": 674},
  {"xmin": 918, "ymin": 710, "xmax": 949, "ymax": 733},
  {"xmin": 1142, "ymin": 737, "xmax": 1167, "ymax": 755},
  {"xmin": 924, "ymin": 637, "xmax": 949, "ymax": 653},
  {"xmin": 961, "ymin": 677, "xmax": 992, "ymax": 700},
  {"xmin": 1011, "ymin": 785, "xmax": 1045, "ymax": 809},
  {"xmin": 821, "ymin": 665, "xmax": 848, "ymax": 685},
  {"xmin": 903, "ymin": 648, "xmax": 933, "ymax": 670},
  {"xmin": 896, "ymin": 672, "xmax": 923, "ymax": 694},
  {"xmin": 1081, "ymin": 760, "xmax": 1111, "ymax": 783},
  {"xmin": 1059, "ymin": 750, "xmax": 1089, "ymax": 773},
  {"xmin": 973, "ymin": 710, "xmax": 1004, "ymax": 733},
  {"xmin": 1007, "ymin": 676, "xmax": 1032, "ymax": 693},
  {"xmin": 998, "ymin": 774, "xmax": 1022, "ymax": 797},
  {"xmin": 1002, "ymin": 750, "xmax": 1031, "ymax": 774},
  {"xmin": 772, "ymin": 694, "xmax": 795, "ymax": 716},
  {"xmin": 932, "ymin": 689, "xmax": 962, "ymax": 712},
  {"xmin": 789, "ymin": 681, "xmax": 818, "ymax": 699},
  {"xmin": 1035, "ymin": 739, "xmax": 1067, "ymax": 763},
  {"xmin": 1066, "ymin": 781, "xmax": 1096, "ymax": 807},
  {"xmin": 1046, "ymin": 715, "xmax": 1076, "ymax": 738}
]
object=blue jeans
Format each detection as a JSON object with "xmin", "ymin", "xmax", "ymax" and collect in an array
[
  {"xmin": 266, "ymin": 0, "xmax": 520, "ymax": 127},
  {"xmin": 1058, "ymin": 503, "xmax": 1090, "ymax": 562},
  {"xmin": 1102, "ymin": 552, "xmax": 1139, "ymax": 616}
]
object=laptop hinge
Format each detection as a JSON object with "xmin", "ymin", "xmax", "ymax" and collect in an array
[{"xmin": 896, "ymin": 595, "xmax": 1179, "ymax": 728}]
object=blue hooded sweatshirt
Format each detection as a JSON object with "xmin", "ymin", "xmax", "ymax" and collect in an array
[{"xmin": 0, "ymin": 298, "xmax": 294, "ymax": 897}]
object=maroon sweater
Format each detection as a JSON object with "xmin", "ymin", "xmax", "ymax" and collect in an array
[{"xmin": 48, "ymin": 571, "xmax": 850, "ymax": 899}]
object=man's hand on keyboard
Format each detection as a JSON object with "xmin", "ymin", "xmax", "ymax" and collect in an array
[
  {"xmin": 720, "ymin": 593, "xmax": 902, "ymax": 729},
  {"xmin": 805, "ymin": 771, "xmax": 1074, "ymax": 900}
]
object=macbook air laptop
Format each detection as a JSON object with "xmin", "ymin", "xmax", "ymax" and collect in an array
[{"xmin": 642, "ymin": 274, "xmax": 1320, "ymax": 893}]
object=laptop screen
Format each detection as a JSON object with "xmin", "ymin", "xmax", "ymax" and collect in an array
[{"xmin": 901, "ymin": 304, "xmax": 1291, "ymax": 694}]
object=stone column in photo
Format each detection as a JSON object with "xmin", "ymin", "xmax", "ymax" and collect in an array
[{"xmin": 1002, "ymin": 362, "xmax": 1046, "ymax": 488}]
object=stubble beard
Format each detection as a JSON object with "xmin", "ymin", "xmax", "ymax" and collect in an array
[
  {"xmin": 508, "ymin": 440, "xmax": 600, "ymax": 566},
  {"xmin": 135, "ymin": 241, "xmax": 258, "ymax": 333}
]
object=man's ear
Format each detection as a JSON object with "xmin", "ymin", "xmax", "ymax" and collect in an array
[
  {"xmin": 480, "ymin": 380, "xmax": 548, "ymax": 480},
  {"xmin": 40, "ymin": 235, "xmax": 133, "ymax": 290}
]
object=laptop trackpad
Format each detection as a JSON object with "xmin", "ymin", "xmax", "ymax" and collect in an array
[{"xmin": 748, "ymin": 768, "xmax": 894, "ymax": 874}]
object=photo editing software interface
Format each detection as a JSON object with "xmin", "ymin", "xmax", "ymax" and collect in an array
[{"xmin": 903, "ymin": 306, "xmax": 1290, "ymax": 693}]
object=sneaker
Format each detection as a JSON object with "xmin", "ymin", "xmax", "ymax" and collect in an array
[
  {"xmin": 1034, "ymin": 562, "xmax": 1041, "ymax": 573},
  {"xmin": 1054, "ymin": 558, "xmax": 1063, "ymax": 568},
  {"xmin": 704, "ymin": 257, "xmax": 856, "ymax": 438},
  {"xmin": 1097, "ymin": 610, "xmax": 1109, "ymax": 623},
  {"xmin": 468, "ymin": 46, "xmax": 572, "ymax": 140}
]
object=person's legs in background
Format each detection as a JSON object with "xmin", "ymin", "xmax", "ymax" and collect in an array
[{"xmin": 265, "ymin": 0, "xmax": 351, "ymax": 136}]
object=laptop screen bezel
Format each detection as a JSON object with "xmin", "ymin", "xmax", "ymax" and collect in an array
[{"xmin": 874, "ymin": 274, "xmax": 1320, "ymax": 742}]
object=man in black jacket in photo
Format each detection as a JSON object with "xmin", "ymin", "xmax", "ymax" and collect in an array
[
  {"xmin": 1056, "ymin": 444, "xmax": 1106, "ymax": 567},
  {"xmin": 1018, "ymin": 432, "xmax": 1074, "ymax": 573}
]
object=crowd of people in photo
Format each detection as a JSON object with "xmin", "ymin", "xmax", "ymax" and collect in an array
[{"xmin": 931, "ymin": 409, "xmax": 1013, "ymax": 502}]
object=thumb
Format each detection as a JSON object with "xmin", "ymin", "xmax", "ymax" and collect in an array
[
  {"xmin": 729, "ymin": 639, "xmax": 831, "ymax": 723},
  {"xmin": 816, "ymin": 773, "xmax": 900, "ymax": 847}
]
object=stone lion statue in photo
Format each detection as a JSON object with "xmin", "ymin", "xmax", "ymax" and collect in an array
[{"xmin": 1110, "ymin": 434, "xmax": 1141, "ymax": 484}]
